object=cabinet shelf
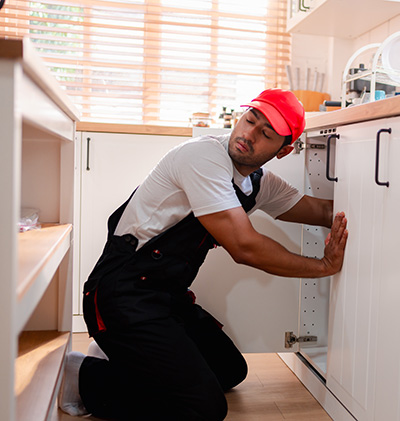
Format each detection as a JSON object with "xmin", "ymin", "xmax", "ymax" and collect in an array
[
  {"xmin": 17, "ymin": 224, "xmax": 72, "ymax": 334},
  {"xmin": 16, "ymin": 330, "xmax": 70, "ymax": 421},
  {"xmin": 0, "ymin": 37, "xmax": 78, "ymax": 421}
]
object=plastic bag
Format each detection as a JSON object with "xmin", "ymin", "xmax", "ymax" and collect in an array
[{"xmin": 19, "ymin": 208, "xmax": 40, "ymax": 232}]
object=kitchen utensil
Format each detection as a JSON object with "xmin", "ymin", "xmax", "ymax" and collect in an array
[
  {"xmin": 312, "ymin": 71, "xmax": 318, "ymax": 91},
  {"xmin": 305, "ymin": 68, "xmax": 310, "ymax": 90},
  {"xmin": 319, "ymin": 73, "xmax": 325, "ymax": 92},
  {"xmin": 286, "ymin": 65, "xmax": 294, "ymax": 90},
  {"xmin": 295, "ymin": 67, "xmax": 300, "ymax": 91}
]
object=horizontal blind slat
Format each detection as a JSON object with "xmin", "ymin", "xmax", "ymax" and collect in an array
[{"xmin": 1, "ymin": 0, "xmax": 291, "ymax": 126}]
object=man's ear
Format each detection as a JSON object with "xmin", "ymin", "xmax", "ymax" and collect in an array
[{"xmin": 276, "ymin": 145, "xmax": 294, "ymax": 159}]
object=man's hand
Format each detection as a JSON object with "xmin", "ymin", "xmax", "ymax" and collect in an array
[
  {"xmin": 198, "ymin": 207, "xmax": 348, "ymax": 279},
  {"xmin": 321, "ymin": 212, "xmax": 348, "ymax": 275}
]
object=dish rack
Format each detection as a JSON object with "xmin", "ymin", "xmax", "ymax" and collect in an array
[{"xmin": 341, "ymin": 31, "xmax": 400, "ymax": 108}]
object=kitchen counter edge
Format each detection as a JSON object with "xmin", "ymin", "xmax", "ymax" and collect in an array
[{"xmin": 305, "ymin": 96, "xmax": 400, "ymax": 131}]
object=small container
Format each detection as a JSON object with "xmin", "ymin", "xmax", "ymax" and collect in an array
[
  {"xmin": 190, "ymin": 112, "xmax": 211, "ymax": 127},
  {"xmin": 375, "ymin": 90, "xmax": 386, "ymax": 100}
]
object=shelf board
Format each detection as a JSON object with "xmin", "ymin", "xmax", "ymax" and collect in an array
[
  {"xmin": 16, "ymin": 330, "xmax": 70, "ymax": 421},
  {"xmin": 17, "ymin": 224, "xmax": 72, "ymax": 333}
]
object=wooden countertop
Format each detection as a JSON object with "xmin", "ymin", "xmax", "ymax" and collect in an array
[
  {"xmin": 306, "ymin": 95, "xmax": 400, "ymax": 132},
  {"xmin": 77, "ymin": 121, "xmax": 192, "ymax": 137},
  {"xmin": 0, "ymin": 37, "xmax": 80, "ymax": 122}
]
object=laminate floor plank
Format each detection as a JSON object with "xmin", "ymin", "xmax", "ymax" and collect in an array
[{"xmin": 52, "ymin": 334, "xmax": 331, "ymax": 420}]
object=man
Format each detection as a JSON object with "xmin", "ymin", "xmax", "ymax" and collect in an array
[{"xmin": 59, "ymin": 89, "xmax": 347, "ymax": 420}]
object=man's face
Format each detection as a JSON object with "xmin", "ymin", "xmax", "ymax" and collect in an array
[{"xmin": 228, "ymin": 108, "xmax": 293, "ymax": 176}]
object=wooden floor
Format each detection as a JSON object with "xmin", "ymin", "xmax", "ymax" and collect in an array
[{"xmin": 52, "ymin": 333, "xmax": 331, "ymax": 420}]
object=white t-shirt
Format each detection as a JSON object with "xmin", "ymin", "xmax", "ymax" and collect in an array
[{"xmin": 115, "ymin": 133, "xmax": 303, "ymax": 249}]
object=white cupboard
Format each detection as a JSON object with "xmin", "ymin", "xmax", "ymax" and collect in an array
[
  {"xmin": 374, "ymin": 118, "xmax": 400, "ymax": 419},
  {"xmin": 0, "ymin": 38, "xmax": 79, "ymax": 421},
  {"xmin": 74, "ymin": 102, "xmax": 400, "ymax": 419},
  {"xmin": 327, "ymin": 117, "xmax": 400, "ymax": 420},
  {"xmin": 73, "ymin": 132, "xmax": 189, "ymax": 329},
  {"xmin": 282, "ymin": 109, "xmax": 400, "ymax": 421}
]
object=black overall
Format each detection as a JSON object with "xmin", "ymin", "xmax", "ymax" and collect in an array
[{"xmin": 79, "ymin": 169, "xmax": 262, "ymax": 421}]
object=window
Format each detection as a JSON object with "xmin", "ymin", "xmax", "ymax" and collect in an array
[{"xmin": 1, "ymin": 0, "xmax": 291, "ymax": 126}]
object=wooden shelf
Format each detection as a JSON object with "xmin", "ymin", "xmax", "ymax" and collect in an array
[
  {"xmin": 17, "ymin": 224, "xmax": 72, "ymax": 333},
  {"xmin": 16, "ymin": 331, "xmax": 70, "ymax": 421},
  {"xmin": 1, "ymin": 37, "xmax": 76, "ymax": 421}
]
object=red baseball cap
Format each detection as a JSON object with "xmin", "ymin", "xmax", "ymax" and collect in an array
[{"xmin": 241, "ymin": 89, "xmax": 305, "ymax": 143}]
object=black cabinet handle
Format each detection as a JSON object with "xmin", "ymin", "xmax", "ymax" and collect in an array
[
  {"xmin": 375, "ymin": 128, "xmax": 391, "ymax": 187},
  {"xmin": 326, "ymin": 133, "xmax": 339, "ymax": 182},
  {"xmin": 299, "ymin": 0, "xmax": 310, "ymax": 11},
  {"xmin": 86, "ymin": 137, "xmax": 91, "ymax": 171}
]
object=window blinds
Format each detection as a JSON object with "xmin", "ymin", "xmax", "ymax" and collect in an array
[{"xmin": 1, "ymin": 0, "xmax": 291, "ymax": 126}]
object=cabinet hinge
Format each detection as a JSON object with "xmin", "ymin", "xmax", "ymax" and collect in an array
[
  {"xmin": 293, "ymin": 139, "xmax": 304, "ymax": 154},
  {"xmin": 293, "ymin": 140, "xmax": 326, "ymax": 154},
  {"xmin": 285, "ymin": 331, "xmax": 317, "ymax": 348}
]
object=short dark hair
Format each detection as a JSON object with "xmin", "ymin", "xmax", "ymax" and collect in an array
[{"xmin": 281, "ymin": 134, "xmax": 292, "ymax": 148}]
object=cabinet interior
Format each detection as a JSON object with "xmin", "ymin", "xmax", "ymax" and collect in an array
[{"xmin": 298, "ymin": 132, "xmax": 336, "ymax": 378}]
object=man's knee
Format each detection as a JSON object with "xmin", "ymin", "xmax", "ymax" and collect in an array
[
  {"xmin": 196, "ymin": 387, "xmax": 228, "ymax": 421},
  {"xmin": 220, "ymin": 351, "xmax": 248, "ymax": 391}
]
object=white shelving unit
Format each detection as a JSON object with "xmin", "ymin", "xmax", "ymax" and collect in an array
[{"xmin": 0, "ymin": 38, "xmax": 80, "ymax": 421}]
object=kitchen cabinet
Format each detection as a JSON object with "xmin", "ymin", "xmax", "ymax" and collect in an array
[
  {"xmin": 286, "ymin": 0, "xmax": 400, "ymax": 39},
  {"xmin": 74, "ymin": 100, "xmax": 400, "ymax": 419},
  {"xmin": 374, "ymin": 118, "xmax": 400, "ymax": 419},
  {"xmin": 327, "ymin": 117, "xmax": 400, "ymax": 420},
  {"xmin": 73, "ymin": 131, "xmax": 188, "ymax": 329},
  {"xmin": 281, "ymin": 99, "xmax": 400, "ymax": 421},
  {"xmin": 194, "ymin": 143, "xmax": 305, "ymax": 353},
  {"xmin": 0, "ymin": 38, "xmax": 79, "ymax": 420}
]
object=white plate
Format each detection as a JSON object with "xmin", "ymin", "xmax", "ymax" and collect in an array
[{"xmin": 382, "ymin": 36, "xmax": 400, "ymax": 84}]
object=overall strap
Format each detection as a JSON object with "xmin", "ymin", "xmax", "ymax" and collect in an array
[
  {"xmin": 232, "ymin": 168, "xmax": 263, "ymax": 213},
  {"xmin": 107, "ymin": 188, "xmax": 137, "ymax": 239}
]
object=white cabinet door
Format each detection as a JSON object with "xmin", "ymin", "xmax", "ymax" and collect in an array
[
  {"xmin": 74, "ymin": 132, "xmax": 188, "ymax": 327},
  {"xmin": 194, "ymin": 148, "xmax": 305, "ymax": 353},
  {"xmin": 373, "ymin": 118, "xmax": 400, "ymax": 420},
  {"xmin": 326, "ymin": 117, "xmax": 399, "ymax": 420}
]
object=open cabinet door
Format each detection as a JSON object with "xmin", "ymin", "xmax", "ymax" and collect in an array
[{"xmin": 193, "ymin": 140, "xmax": 306, "ymax": 353}]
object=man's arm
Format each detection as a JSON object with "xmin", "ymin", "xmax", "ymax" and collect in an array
[
  {"xmin": 198, "ymin": 206, "xmax": 347, "ymax": 279},
  {"xmin": 276, "ymin": 195, "xmax": 333, "ymax": 228}
]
